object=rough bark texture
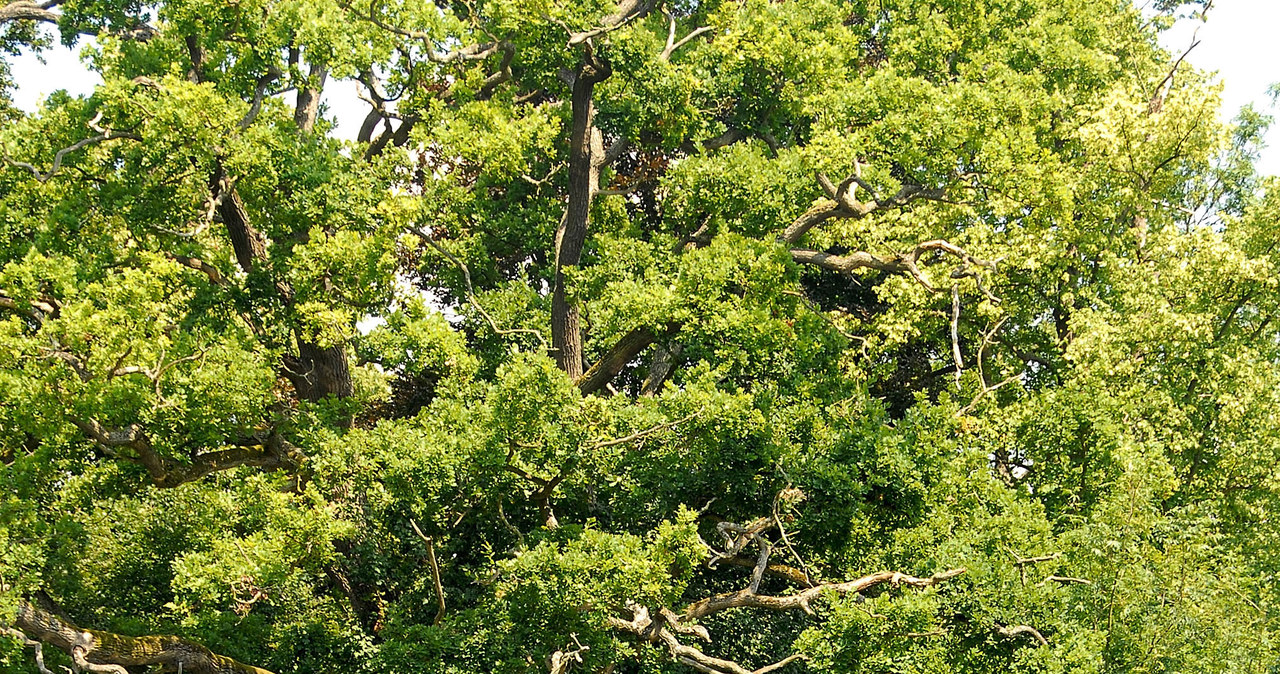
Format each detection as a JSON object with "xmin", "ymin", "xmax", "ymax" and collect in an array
[
  {"xmin": 577, "ymin": 325, "xmax": 674, "ymax": 395},
  {"xmin": 11, "ymin": 601, "xmax": 274, "ymax": 674},
  {"xmin": 551, "ymin": 52, "xmax": 611, "ymax": 378},
  {"xmin": 212, "ymin": 167, "xmax": 353, "ymax": 404},
  {"xmin": 0, "ymin": 1, "xmax": 57, "ymax": 25}
]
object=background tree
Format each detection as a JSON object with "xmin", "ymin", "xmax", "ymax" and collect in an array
[{"xmin": 3, "ymin": 0, "xmax": 1278, "ymax": 672}]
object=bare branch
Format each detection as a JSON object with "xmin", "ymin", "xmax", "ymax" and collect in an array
[
  {"xmin": 3, "ymin": 627, "xmax": 54, "ymax": 674},
  {"xmin": 564, "ymin": 0, "xmax": 657, "ymax": 46},
  {"xmin": 684, "ymin": 568, "xmax": 966, "ymax": 620},
  {"xmin": 410, "ymin": 519, "xmax": 447, "ymax": 626},
  {"xmin": 659, "ymin": 10, "xmax": 712, "ymax": 61},
  {"xmin": 592, "ymin": 412, "xmax": 700, "ymax": 449},
  {"xmin": 414, "ymin": 226, "xmax": 548, "ymax": 347},
  {"xmin": 997, "ymin": 624, "xmax": 1048, "ymax": 647},
  {"xmin": 607, "ymin": 603, "xmax": 806, "ymax": 674},
  {"xmin": 4, "ymin": 114, "xmax": 142, "ymax": 183},
  {"xmin": 950, "ymin": 285, "xmax": 963, "ymax": 382},
  {"xmin": 781, "ymin": 172, "xmax": 946, "ymax": 244}
]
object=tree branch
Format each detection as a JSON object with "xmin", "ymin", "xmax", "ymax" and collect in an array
[
  {"xmin": 410, "ymin": 519, "xmax": 447, "ymax": 626},
  {"xmin": 4, "ymin": 114, "xmax": 142, "ymax": 183},
  {"xmin": 9, "ymin": 600, "xmax": 275, "ymax": 673},
  {"xmin": 0, "ymin": 0, "xmax": 58, "ymax": 25},
  {"xmin": 683, "ymin": 568, "xmax": 966, "ymax": 620}
]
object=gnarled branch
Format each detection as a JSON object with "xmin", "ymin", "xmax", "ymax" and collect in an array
[
  {"xmin": 684, "ymin": 568, "xmax": 967, "ymax": 620},
  {"xmin": 9, "ymin": 601, "xmax": 274, "ymax": 674}
]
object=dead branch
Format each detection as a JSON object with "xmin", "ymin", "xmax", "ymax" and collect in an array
[
  {"xmin": 414, "ymin": 226, "xmax": 549, "ymax": 347},
  {"xmin": 3, "ymin": 627, "xmax": 54, "ymax": 674},
  {"xmin": 659, "ymin": 10, "xmax": 712, "ymax": 61},
  {"xmin": 606, "ymin": 603, "xmax": 806, "ymax": 674},
  {"xmin": 684, "ymin": 568, "xmax": 966, "ymax": 620},
  {"xmin": 591, "ymin": 411, "xmax": 700, "ymax": 450}
]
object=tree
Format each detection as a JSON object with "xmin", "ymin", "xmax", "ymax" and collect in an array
[{"xmin": 2, "ymin": 0, "xmax": 1278, "ymax": 672}]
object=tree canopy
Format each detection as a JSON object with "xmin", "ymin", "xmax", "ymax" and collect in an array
[{"xmin": 3, "ymin": 0, "xmax": 1279, "ymax": 672}]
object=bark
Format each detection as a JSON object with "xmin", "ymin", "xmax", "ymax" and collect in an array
[
  {"xmin": 683, "ymin": 568, "xmax": 966, "ymax": 620},
  {"xmin": 10, "ymin": 601, "xmax": 274, "ymax": 674},
  {"xmin": 0, "ymin": 1, "xmax": 57, "ymax": 25},
  {"xmin": 283, "ymin": 341, "xmax": 354, "ymax": 404},
  {"xmin": 294, "ymin": 63, "xmax": 328, "ymax": 132},
  {"xmin": 641, "ymin": 342, "xmax": 683, "ymax": 396},
  {"xmin": 577, "ymin": 325, "xmax": 675, "ymax": 395},
  {"xmin": 551, "ymin": 51, "xmax": 612, "ymax": 378},
  {"xmin": 211, "ymin": 168, "xmax": 353, "ymax": 403}
]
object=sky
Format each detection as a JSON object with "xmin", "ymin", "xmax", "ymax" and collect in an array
[{"xmin": 8, "ymin": 1, "xmax": 1280, "ymax": 173}]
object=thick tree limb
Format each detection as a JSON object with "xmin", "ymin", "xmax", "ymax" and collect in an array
[
  {"xmin": 791, "ymin": 239, "xmax": 995, "ymax": 294},
  {"xmin": 684, "ymin": 568, "xmax": 966, "ymax": 620},
  {"xmin": 211, "ymin": 166, "xmax": 353, "ymax": 403},
  {"xmin": 9, "ymin": 601, "xmax": 274, "ymax": 674},
  {"xmin": 577, "ymin": 325, "xmax": 671, "ymax": 395},
  {"xmin": 67, "ymin": 417, "xmax": 303, "ymax": 488},
  {"xmin": 565, "ymin": 0, "xmax": 657, "ymax": 46},
  {"xmin": 0, "ymin": 0, "xmax": 58, "ymax": 25},
  {"xmin": 551, "ymin": 46, "xmax": 612, "ymax": 379},
  {"xmin": 780, "ymin": 172, "xmax": 946, "ymax": 245}
]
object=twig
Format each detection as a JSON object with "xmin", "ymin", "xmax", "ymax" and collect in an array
[{"xmin": 591, "ymin": 411, "xmax": 699, "ymax": 449}]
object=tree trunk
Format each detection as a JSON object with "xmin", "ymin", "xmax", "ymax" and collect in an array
[{"xmin": 551, "ymin": 53, "xmax": 611, "ymax": 379}]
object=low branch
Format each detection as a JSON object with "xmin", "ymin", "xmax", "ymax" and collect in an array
[{"xmin": 10, "ymin": 601, "xmax": 274, "ymax": 674}]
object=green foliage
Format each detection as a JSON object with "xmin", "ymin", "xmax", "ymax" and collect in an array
[{"xmin": 2, "ymin": 0, "xmax": 1280, "ymax": 673}]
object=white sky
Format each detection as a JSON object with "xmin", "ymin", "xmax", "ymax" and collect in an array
[{"xmin": 8, "ymin": 1, "xmax": 1280, "ymax": 172}]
